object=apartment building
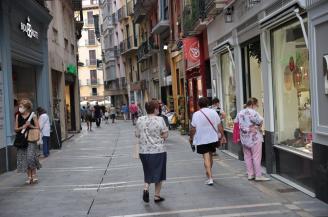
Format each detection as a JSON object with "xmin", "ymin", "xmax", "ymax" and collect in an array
[
  {"xmin": 78, "ymin": 0, "xmax": 105, "ymax": 103},
  {"xmin": 47, "ymin": 0, "xmax": 82, "ymax": 139},
  {"xmin": 99, "ymin": 0, "xmax": 128, "ymax": 108}
]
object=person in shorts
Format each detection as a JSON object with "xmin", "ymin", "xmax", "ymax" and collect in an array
[{"xmin": 189, "ymin": 97, "xmax": 226, "ymax": 185}]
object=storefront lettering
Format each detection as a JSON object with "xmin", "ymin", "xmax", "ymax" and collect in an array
[{"xmin": 20, "ymin": 17, "xmax": 39, "ymax": 39}]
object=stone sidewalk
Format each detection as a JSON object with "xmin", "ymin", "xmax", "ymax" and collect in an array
[{"xmin": 0, "ymin": 120, "xmax": 328, "ymax": 217}]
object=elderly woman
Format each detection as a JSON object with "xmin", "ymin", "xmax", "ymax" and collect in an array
[
  {"xmin": 15, "ymin": 99, "xmax": 41, "ymax": 184},
  {"xmin": 189, "ymin": 97, "xmax": 226, "ymax": 185},
  {"xmin": 136, "ymin": 100, "xmax": 169, "ymax": 203},
  {"xmin": 235, "ymin": 97, "xmax": 270, "ymax": 181}
]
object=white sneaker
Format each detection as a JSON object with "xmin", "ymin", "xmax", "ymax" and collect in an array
[
  {"xmin": 206, "ymin": 179, "xmax": 214, "ymax": 185},
  {"xmin": 255, "ymin": 176, "xmax": 270, "ymax": 181},
  {"xmin": 248, "ymin": 175, "xmax": 255, "ymax": 180}
]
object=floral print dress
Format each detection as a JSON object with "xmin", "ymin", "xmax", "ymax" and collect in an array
[{"xmin": 235, "ymin": 108, "xmax": 263, "ymax": 148}]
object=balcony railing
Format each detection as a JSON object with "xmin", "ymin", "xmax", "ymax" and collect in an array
[
  {"xmin": 112, "ymin": 13, "xmax": 117, "ymax": 25},
  {"xmin": 114, "ymin": 46, "xmax": 120, "ymax": 57},
  {"xmin": 127, "ymin": 0, "xmax": 134, "ymax": 16},
  {"xmin": 118, "ymin": 6, "xmax": 127, "ymax": 21},
  {"xmin": 182, "ymin": 0, "xmax": 206, "ymax": 36},
  {"xmin": 85, "ymin": 59, "xmax": 97, "ymax": 66},
  {"xmin": 104, "ymin": 49, "xmax": 115, "ymax": 62},
  {"xmin": 84, "ymin": 39, "xmax": 96, "ymax": 46},
  {"xmin": 137, "ymin": 37, "xmax": 159, "ymax": 62},
  {"xmin": 205, "ymin": 0, "xmax": 227, "ymax": 17},
  {"xmin": 120, "ymin": 36, "xmax": 138, "ymax": 54},
  {"xmin": 106, "ymin": 78, "xmax": 127, "ymax": 91}
]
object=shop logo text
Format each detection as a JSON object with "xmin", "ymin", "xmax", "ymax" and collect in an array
[{"xmin": 20, "ymin": 17, "xmax": 39, "ymax": 39}]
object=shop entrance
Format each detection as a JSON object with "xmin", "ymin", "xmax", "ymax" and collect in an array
[
  {"xmin": 65, "ymin": 75, "xmax": 76, "ymax": 132},
  {"xmin": 12, "ymin": 63, "xmax": 37, "ymax": 107},
  {"xmin": 241, "ymin": 36, "xmax": 265, "ymax": 164}
]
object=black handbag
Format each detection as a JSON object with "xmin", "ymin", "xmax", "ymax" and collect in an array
[{"xmin": 13, "ymin": 132, "xmax": 29, "ymax": 149}]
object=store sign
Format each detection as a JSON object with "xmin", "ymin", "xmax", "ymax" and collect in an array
[
  {"xmin": 183, "ymin": 37, "xmax": 200, "ymax": 70},
  {"xmin": 20, "ymin": 17, "xmax": 39, "ymax": 39}
]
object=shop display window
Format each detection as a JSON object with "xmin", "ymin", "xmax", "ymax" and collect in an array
[
  {"xmin": 271, "ymin": 20, "xmax": 312, "ymax": 155},
  {"xmin": 219, "ymin": 52, "xmax": 237, "ymax": 129}
]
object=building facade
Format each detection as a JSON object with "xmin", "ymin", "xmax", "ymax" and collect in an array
[
  {"xmin": 99, "ymin": 0, "xmax": 128, "ymax": 108},
  {"xmin": 0, "ymin": 0, "xmax": 52, "ymax": 173},
  {"xmin": 78, "ymin": 0, "xmax": 105, "ymax": 103},
  {"xmin": 207, "ymin": 0, "xmax": 328, "ymax": 203},
  {"xmin": 46, "ymin": 0, "xmax": 82, "ymax": 139}
]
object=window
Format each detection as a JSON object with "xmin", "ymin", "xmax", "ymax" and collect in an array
[
  {"xmin": 92, "ymin": 88, "xmax": 98, "ymax": 96},
  {"xmin": 89, "ymin": 50, "xmax": 96, "ymax": 65},
  {"xmin": 71, "ymin": 44, "xmax": 75, "ymax": 55},
  {"xmin": 52, "ymin": 28, "xmax": 58, "ymax": 44},
  {"xmin": 220, "ymin": 52, "xmax": 237, "ymax": 129},
  {"xmin": 88, "ymin": 30, "xmax": 96, "ymax": 45},
  {"xmin": 90, "ymin": 70, "xmax": 97, "ymax": 85},
  {"xmin": 87, "ymin": 11, "xmax": 94, "ymax": 24},
  {"xmin": 271, "ymin": 20, "xmax": 312, "ymax": 155},
  {"xmin": 64, "ymin": 38, "xmax": 68, "ymax": 50}
]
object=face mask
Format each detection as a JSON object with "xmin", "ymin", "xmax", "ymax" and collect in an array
[
  {"xmin": 19, "ymin": 107, "xmax": 26, "ymax": 114},
  {"xmin": 155, "ymin": 109, "xmax": 159, "ymax": 115}
]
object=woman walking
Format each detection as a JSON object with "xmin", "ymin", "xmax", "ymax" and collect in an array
[
  {"xmin": 109, "ymin": 104, "xmax": 116, "ymax": 123},
  {"xmin": 189, "ymin": 97, "xmax": 226, "ymax": 185},
  {"xmin": 37, "ymin": 107, "xmax": 51, "ymax": 158},
  {"xmin": 135, "ymin": 100, "xmax": 169, "ymax": 203},
  {"xmin": 15, "ymin": 99, "xmax": 41, "ymax": 184},
  {"xmin": 235, "ymin": 98, "xmax": 270, "ymax": 181}
]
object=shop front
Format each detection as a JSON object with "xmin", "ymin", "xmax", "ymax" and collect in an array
[
  {"xmin": 0, "ymin": 0, "xmax": 52, "ymax": 173},
  {"xmin": 207, "ymin": 0, "xmax": 322, "ymax": 199}
]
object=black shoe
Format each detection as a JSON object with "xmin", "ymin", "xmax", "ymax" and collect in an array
[
  {"xmin": 154, "ymin": 196, "xmax": 165, "ymax": 203},
  {"xmin": 143, "ymin": 190, "xmax": 149, "ymax": 203}
]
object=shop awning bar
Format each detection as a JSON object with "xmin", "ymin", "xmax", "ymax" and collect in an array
[{"xmin": 213, "ymin": 39, "xmax": 236, "ymax": 69}]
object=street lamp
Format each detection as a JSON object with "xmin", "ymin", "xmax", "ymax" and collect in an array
[{"xmin": 224, "ymin": 6, "xmax": 233, "ymax": 23}]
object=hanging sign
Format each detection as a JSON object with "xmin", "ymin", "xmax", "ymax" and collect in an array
[
  {"xmin": 20, "ymin": 17, "xmax": 39, "ymax": 39},
  {"xmin": 183, "ymin": 37, "xmax": 200, "ymax": 70}
]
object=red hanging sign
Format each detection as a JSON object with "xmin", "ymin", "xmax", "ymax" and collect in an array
[{"xmin": 183, "ymin": 37, "xmax": 200, "ymax": 69}]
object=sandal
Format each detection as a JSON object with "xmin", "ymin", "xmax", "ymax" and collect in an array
[
  {"xmin": 25, "ymin": 177, "xmax": 32, "ymax": 184},
  {"xmin": 32, "ymin": 175, "xmax": 38, "ymax": 183},
  {"xmin": 154, "ymin": 195, "xmax": 165, "ymax": 203},
  {"xmin": 143, "ymin": 190, "xmax": 149, "ymax": 203}
]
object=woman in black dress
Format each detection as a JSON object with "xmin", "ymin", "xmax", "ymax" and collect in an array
[{"xmin": 15, "ymin": 99, "xmax": 41, "ymax": 184}]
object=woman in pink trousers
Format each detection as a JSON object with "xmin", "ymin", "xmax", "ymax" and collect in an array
[{"xmin": 235, "ymin": 98, "xmax": 270, "ymax": 181}]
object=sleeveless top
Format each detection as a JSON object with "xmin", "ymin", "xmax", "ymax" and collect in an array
[{"xmin": 17, "ymin": 113, "xmax": 35, "ymax": 133}]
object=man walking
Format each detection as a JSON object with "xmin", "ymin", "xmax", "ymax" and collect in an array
[
  {"xmin": 121, "ymin": 104, "xmax": 129, "ymax": 121},
  {"xmin": 94, "ymin": 102, "xmax": 102, "ymax": 127},
  {"xmin": 129, "ymin": 101, "xmax": 138, "ymax": 125}
]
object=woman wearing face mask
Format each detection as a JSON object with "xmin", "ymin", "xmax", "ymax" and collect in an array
[
  {"xmin": 135, "ymin": 100, "xmax": 169, "ymax": 203},
  {"xmin": 235, "ymin": 98, "xmax": 270, "ymax": 181},
  {"xmin": 15, "ymin": 99, "xmax": 41, "ymax": 184}
]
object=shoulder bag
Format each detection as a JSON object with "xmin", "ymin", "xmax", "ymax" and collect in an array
[{"xmin": 200, "ymin": 110, "xmax": 221, "ymax": 148}]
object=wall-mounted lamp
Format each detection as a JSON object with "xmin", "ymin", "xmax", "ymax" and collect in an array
[
  {"xmin": 224, "ymin": 6, "xmax": 234, "ymax": 23},
  {"xmin": 163, "ymin": 45, "xmax": 168, "ymax": 50}
]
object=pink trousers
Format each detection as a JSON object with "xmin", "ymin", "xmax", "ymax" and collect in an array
[{"xmin": 243, "ymin": 141, "xmax": 262, "ymax": 177}]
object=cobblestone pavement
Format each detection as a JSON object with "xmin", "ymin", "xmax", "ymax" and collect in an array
[{"xmin": 0, "ymin": 121, "xmax": 328, "ymax": 217}]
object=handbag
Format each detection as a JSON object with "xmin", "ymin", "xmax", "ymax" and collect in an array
[
  {"xmin": 13, "ymin": 132, "xmax": 29, "ymax": 149},
  {"xmin": 232, "ymin": 122, "xmax": 240, "ymax": 144},
  {"xmin": 200, "ymin": 110, "xmax": 221, "ymax": 148},
  {"xmin": 27, "ymin": 128, "xmax": 40, "ymax": 143}
]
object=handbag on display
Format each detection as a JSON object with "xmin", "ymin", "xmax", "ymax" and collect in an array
[{"xmin": 27, "ymin": 128, "xmax": 41, "ymax": 143}]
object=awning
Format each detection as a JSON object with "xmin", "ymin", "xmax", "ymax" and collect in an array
[{"xmin": 212, "ymin": 39, "xmax": 236, "ymax": 69}]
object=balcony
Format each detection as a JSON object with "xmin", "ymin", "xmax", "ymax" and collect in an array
[
  {"xmin": 133, "ymin": 0, "xmax": 157, "ymax": 24},
  {"xmin": 105, "ymin": 78, "xmax": 128, "ymax": 96},
  {"xmin": 127, "ymin": 0, "xmax": 134, "ymax": 16},
  {"xmin": 205, "ymin": 0, "xmax": 227, "ymax": 18},
  {"xmin": 137, "ymin": 37, "xmax": 159, "ymax": 62},
  {"xmin": 120, "ymin": 36, "xmax": 138, "ymax": 55},
  {"xmin": 84, "ymin": 39, "xmax": 96, "ymax": 46},
  {"xmin": 118, "ymin": 6, "xmax": 127, "ymax": 21},
  {"xmin": 182, "ymin": 0, "xmax": 210, "ymax": 36},
  {"xmin": 103, "ymin": 49, "xmax": 115, "ymax": 62},
  {"xmin": 85, "ymin": 59, "xmax": 97, "ymax": 66},
  {"xmin": 114, "ymin": 46, "xmax": 120, "ymax": 58}
]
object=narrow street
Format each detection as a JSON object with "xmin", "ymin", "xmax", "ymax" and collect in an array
[{"xmin": 0, "ymin": 121, "xmax": 328, "ymax": 217}]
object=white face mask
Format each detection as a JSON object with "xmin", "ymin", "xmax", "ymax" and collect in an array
[{"xmin": 19, "ymin": 107, "xmax": 26, "ymax": 114}]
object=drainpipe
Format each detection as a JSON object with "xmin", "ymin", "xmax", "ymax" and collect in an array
[{"xmin": 294, "ymin": 8, "xmax": 308, "ymax": 49}]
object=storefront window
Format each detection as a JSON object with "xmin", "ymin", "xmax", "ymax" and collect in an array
[
  {"xmin": 271, "ymin": 20, "xmax": 312, "ymax": 155},
  {"xmin": 220, "ymin": 52, "xmax": 237, "ymax": 129}
]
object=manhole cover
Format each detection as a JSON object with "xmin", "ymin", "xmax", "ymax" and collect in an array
[{"xmin": 276, "ymin": 188, "xmax": 298, "ymax": 193}]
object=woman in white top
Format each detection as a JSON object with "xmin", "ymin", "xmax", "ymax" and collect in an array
[
  {"xmin": 189, "ymin": 97, "xmax": 226, "ymax": 185},
  {"xmin": 37, "ymin": 107, "xmax": 51, "ymax": 157}
]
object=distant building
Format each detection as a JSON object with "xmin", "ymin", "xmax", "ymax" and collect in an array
[{"xmin": 78, "ymin": 0, "xmax": 105, "ymax": 103}]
